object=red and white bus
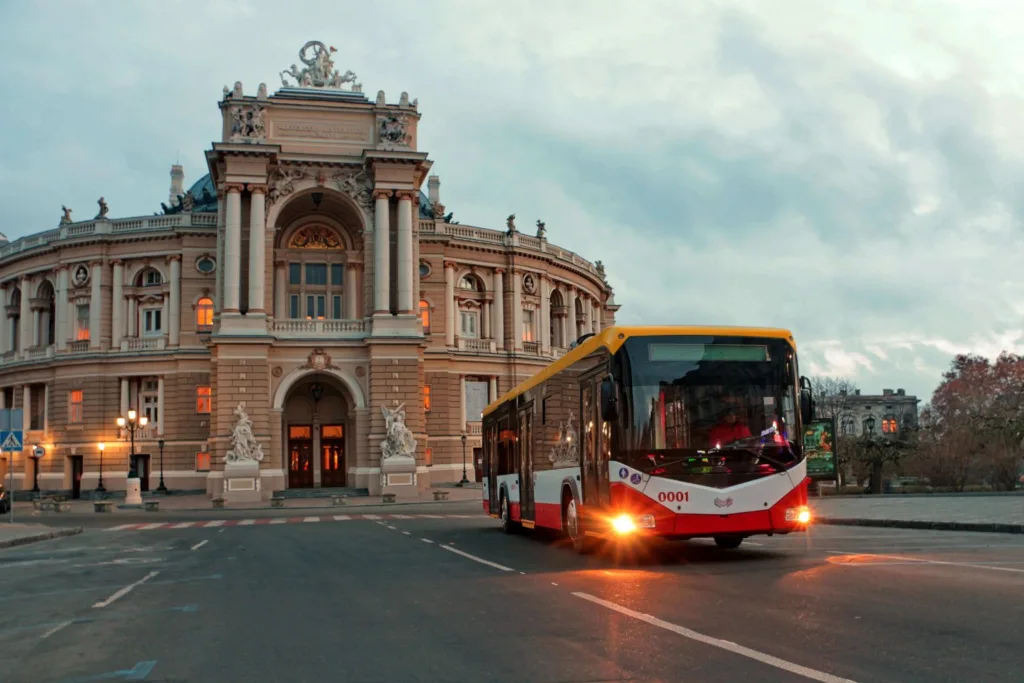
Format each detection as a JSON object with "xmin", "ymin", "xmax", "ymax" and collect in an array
[{"xmin": 481, "ymin": 326, "xmax": 815, "ymax": 552}]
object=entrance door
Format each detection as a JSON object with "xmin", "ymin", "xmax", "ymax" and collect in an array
[
  {"xmin": 518, "ymin": 406, "xmax": 535, "ymax": 521},
  {"xmin": 70, "ymin": 456, "xmax": 83, "ymax": 499},
  {"xmin": 288, "ymin": 425, "xmax": 314, "ymax": 488},
  {"xmin": 132, "ymin": 454, "xmax": 151, "ymax": 492},
  {"xmin": 320, "ymin": 424, "xmax": 345, "ymax": 488},
  {"xmin": 580, "ymin": 380, "xmax": 600, "ymax": 506}
]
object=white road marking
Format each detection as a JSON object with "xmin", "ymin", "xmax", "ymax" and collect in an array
[
  {"xmin": 170, "ymin": 522, "xmax": 195, "ymax": 529},
  {"xmin": 92, "ymin": 571, "xmax": 160, "ymax": 609},
  {"xmin": 551, "ymin": 582, "xmax": 559, "ymax": 586},
  {"xmin": 421, "ymin": 514, "xmax": 443, "ymax": 519},
  {"xmin": 190, "ymin": 540, "xmax": 208, "ymax": 551},
  {"xmin": 303, "ymin": 517, "xmax": 320, "ymax": 523},
  {"xmin": 205, "ymin": 520, "xmax": 226, "ymax": 527},
  {"xmin": 393, "ymin": 514, "xmax": 414, "ymax": 519},
  {"xmin": 238, "ymin": 519, "xmax": 256, "ymax": 526},
  {"xmin": 364, "ymin": 514, "xmax": 382, "ymax": 520},
  {"xmin": 420, "ymin": 538, "xmax": 434, "ymax": 544},
  {"xmin": 138, "ymin": 523, "xmax": 164, "ymax": 530},
  {"xmin": 108, "ymin": 524, "xmax": 134, "ymax": 531},
  {"xmin": 573, "ymin": 592, "xmax": 857, "ymax": 683},
  {"xmin": 826, "ymin": 551, "xmax": 1024, "ymax": 574},
  {"xmin": 440, "ymin": 545, "xmax": 514, "ymax": 572},
  {"xmin": 387, "ymin": 525, "xmax": 398, "ymax": 530},
  {"xmin": 40, "ymin": 620, "xmax": 73, "ymax": 640},
  {"xmin": 402, "ymin": 531, "xmax": 411, "ymax": 536},
  {"xmin": 333, "ymin": 515, "xmax": 351, "ymax": 521},
  {"xmin": 270, "ymin": 519, "xmax": 287, "ymax": 525}
]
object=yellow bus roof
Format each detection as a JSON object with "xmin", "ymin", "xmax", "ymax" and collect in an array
[{"xmin": 482, "ymin": 325, "xmax": 796, "ymax": 418}]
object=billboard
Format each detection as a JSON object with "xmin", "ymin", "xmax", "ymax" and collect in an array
[{"xmin": 803, "ymin": 417, "xmax": 837, "ymax": 480}]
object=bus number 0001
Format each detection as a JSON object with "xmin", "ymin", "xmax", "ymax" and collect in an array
[{"xmin": 657, "ymin": 491, "xmax": 689, "ymax": 503}]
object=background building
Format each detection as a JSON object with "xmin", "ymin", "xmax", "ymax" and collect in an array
[
  {"xmin": 0, "ymin": 41, "xmax": 618, "ymax": 499},
  {"xmin": 836, "ymin": 388, "xmax": 920, "ymax": 437}
]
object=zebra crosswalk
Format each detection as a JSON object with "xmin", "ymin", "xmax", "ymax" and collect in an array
[{"xmin": 105, "ymin": 513, "xmax": 482, "ymax": 532}]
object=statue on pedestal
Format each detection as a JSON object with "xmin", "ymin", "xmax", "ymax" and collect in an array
[
  {"xmin": 380, "ymin": 404, "xmax": 417, "ymax": 460},
  {"xmin": 224, "ymin": 402, "xmax": 265, "ymax": 463}
]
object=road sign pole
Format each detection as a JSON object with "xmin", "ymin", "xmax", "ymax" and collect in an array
[{"xmin": 5, "ymin": 446, "xmax": 12, "ymax": 523}]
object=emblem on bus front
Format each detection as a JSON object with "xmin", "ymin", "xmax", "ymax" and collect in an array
[{"xmin": 714, "ymin": 497, "xmax": 734, "ymax": 508}]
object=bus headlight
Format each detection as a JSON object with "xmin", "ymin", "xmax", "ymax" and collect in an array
[
  {"xmin": 611, "ymin": 515, "xmax": 636, "ymax": 534},
  {"xmin": 785, "ymin": 506, "xmax": 812, "ymax": 524}
]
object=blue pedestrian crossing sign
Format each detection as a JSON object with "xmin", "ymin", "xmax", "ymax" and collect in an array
[
  {"xmin": 0, "ymin": 408, "xmax": 25, "ymax": 452},
  {"xmin": 0, "ymin": 430, "xmax": 23, "ymax": 452}
]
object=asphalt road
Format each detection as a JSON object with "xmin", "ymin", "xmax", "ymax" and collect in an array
[{"xmin": 2, "ymin": 512, "xmax": 1021, "ymax": 682}]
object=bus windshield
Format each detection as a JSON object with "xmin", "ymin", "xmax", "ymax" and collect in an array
[{"xmin": 619, "ymin": 335, "xmax": 802, "ymax": 486}]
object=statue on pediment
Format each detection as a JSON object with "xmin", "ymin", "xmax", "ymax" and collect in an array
[{"xmin": 280, "ymin": 40, "xmax": 359, "ymax": 90}]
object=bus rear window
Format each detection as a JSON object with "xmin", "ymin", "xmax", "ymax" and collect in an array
[{"xmin": 648, "ymin": 343, "xmax": 769, "ymax": 363}]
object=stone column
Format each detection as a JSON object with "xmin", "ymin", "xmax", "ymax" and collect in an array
[
  {"xmin": 19, "ymin": 276, "xmax": 30, "ymax": 354},
  {"xmin": 0, "ymin": 287, "xmax": 8, "ymax": 354},
  {"xmin": 567, "ymin": 286, "xmax": 578, "ymax": 346},
  {"xmin": 512, "ymin": 271, "xmax": 523, "ymax": 351},
  {"xmin": 583, "ymin": 293, "xmax": 593, "ymax": 334},
  {"xmin": 345, "ymin": 263, "xmax": 359, "ymax": 319},
  {"xmin": 215, "ymin": 188, "xmax": 226, "ymax": 311},
  {"xmin": 120, "ymin": 378, "xmax": 129, "ymax": 416},
  {"xmin": 593, "ymin": 299, "xmax": 602, "ymax": 333},
  {"xmin": 247, "ymin": 184, "xmax": 267, "ymax": 314},
  {"xmin": 22, "ymin": 385, "xmax": 30, "ymax": 433},
  {"xmin": 168, "ymin": 256, "xmax": 181, "ymax": 346},
  {"xmin": 482, "ymin": 300, "xmax": 491, "ymax": 340},
  {"xmin": 223, "ymin": 183, "xmax": 244, "ymax": 313},
  {"xmin": 396, "ymin": 190, "xmax": 415, "ymax": 314},
  {"xmin": 459, "ymin": 376, "xmax": 467, "ymax": 433},
  {"xmin": 488, "ymin": 376, "xmax": 497, "ymax": 403},
  {"xmin": 372, "ymin": 190, "xmax": 392, "ymax": 314},
  {"xmin": 540, "ymin": 277, "xmax": 551, "ymax": 354},
  {"xmin": 89, "ymin": 261, "xmax": 102, "ymax": 349},
  {"xmin": 128, "ymin": 298, "xmax": 138, "ymax": 338},
  {"xmin": 54, "ymin": 268, "xmax": 67, "ymax": 351},
  {"xmin": 274, "ymin": 261, "xmax": 287, "ymax": 319},
  {"xmin": 444, "ymin": 261, "xmax": 456, "ymax": 346},
  {"xmin": 492, "ymin": 268, "xmax": 504, "ymax": 350},
  {"xmin": 111, "ymin": 260, "xmax": 124, "ymax": 349},
  {"xmin": 31, "ymin": 308, "xmax": 40, "ymax": 347},
  {"xmin": 161, "ymin": 294, "xmax": 169, "ymax": 343},
  {"xmin": 157, "ymin": 376, "xmax": 165, "ymax": 436}
]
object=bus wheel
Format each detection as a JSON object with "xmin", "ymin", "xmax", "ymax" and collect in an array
[
  {"xmin": 565, "ymin": 497, "xmax": 595, "ymax": 554},
  {"xmin": 714, "ymin": 535, "xmax": 743, "ymax": 549},
  {"xmin": 500, "ymin": 494, "xmax": 516, "ymax": 534}
]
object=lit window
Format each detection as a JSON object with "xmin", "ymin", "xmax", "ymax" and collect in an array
[
  {"xmin": 420, "ymin": 300, "xmax": 431, "ymax": 334},
  {"xmin": 425, "ymin": 447, "xmax": 433, "ymax": 467},
  {"xmin": 195, "ymin": 451, "xmax": 211, "ymax": 472},
  {"xmin": 196, "ymin": 297, "xmax": 214, "ymax": 330},
  {"xmin": 196, "ymin": 386, "xmax": 212, "ymax": 414},
  {"xmin": 424, "ymin": 385, "xmax": 432, "ymax": 412},
  {"xmin": 76, "ymin": 305, "xmax": 90, "ymax": 341},
  {"xmin": 68, "ymin": 390, "xmax": 83, "ymax": 423}
]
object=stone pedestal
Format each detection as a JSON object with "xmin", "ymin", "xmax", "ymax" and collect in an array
[
  {"xmin": 380, "ymin": 455, "xmax": 417, "ymax": 500},
  {"xmin": 125, "ymin": 477, "xmax": 143, "ymax": 506},
  {"xmin": 223, "ymin": 460, "xmax": 262, "ymax": 503}
]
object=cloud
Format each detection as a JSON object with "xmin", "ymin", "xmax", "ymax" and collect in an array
[{"xmin": 1, "ymin": 0, "xmax": 1023, "ymax": 402}]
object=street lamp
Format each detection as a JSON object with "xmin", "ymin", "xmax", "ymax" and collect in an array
[
  {"xmin": 117, "ymin": 409, "xmax": 148, "ymax": 505},
  {"xmin": 156, "ymin": 438, "xmax": 167, "ymax": 493},
  {"xmin": 31, "ymin": 444, "xmax": 40, "ymax": 493},
  {"xmin": 865, "ymin": 416, "xmax": 876, "ymax": 436},
  {"xmin": 458, "ymin": 432, "xmax": 470, "ymax": 486},
  {"xmin": 96, "ymin": 442, "xmax": 106, "ymax": 493}
]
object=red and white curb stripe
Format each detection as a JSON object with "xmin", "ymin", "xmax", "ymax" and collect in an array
[{"xmin": 106, "ymin": 513, "xmax": 482, "ymax": 531}]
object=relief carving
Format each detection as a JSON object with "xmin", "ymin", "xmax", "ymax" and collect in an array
[
  {"xmin": 228, "ymin": 102, "xmax": 266, "ymax": 143},
  {"xmin": 333, "ymin": 168, "xmax": 373, "ymax": 210},
  {"xmin": 377, "ymin": 113, "xmax": 411, "ymax": 150},
  {"xmin": 289, "ymin": 226, "xmax": 343, "ymax": 250}
]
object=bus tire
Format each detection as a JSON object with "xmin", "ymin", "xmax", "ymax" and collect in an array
[
  {"xmin": 714, "ymin": 535, "xmax": 743, "ymax": 549},
  {"xmin": 563, "ymin": 494, "xmax": 596, "ymax": 554},
  {"xmin": 500, "ymin": 492, "xmax": 517, "ymax": 534}
]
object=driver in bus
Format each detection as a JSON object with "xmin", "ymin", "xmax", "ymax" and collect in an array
[{"xmin": 708, "ymin": 397, "xmax": 752, "ymax": 447}]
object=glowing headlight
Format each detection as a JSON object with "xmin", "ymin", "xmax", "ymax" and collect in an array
[
  {"xmin": 611, "ymin": 515, "xmax": 637, "ymax": 534},
  {"xmin": 785, "ymin": 506, "xmax": 812, "ymax": 524}
]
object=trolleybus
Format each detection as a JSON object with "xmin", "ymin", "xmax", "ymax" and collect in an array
[{"xmin": 481, "ymin": 326, "xmax": 815, "ymax": 552}]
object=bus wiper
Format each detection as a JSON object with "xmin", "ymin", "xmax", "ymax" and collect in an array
[{"xmin": 722, "ymin": 447, "xmax": 793, "ymax": 471}]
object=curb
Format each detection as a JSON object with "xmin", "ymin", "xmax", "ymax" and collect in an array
[
  {"xmin": 818, "ymin": 517, "xmax": 1023, "ymax": 534},
  {"xmin": 0, "ymin": 526, "xmax": 84, "ymax": 549}
]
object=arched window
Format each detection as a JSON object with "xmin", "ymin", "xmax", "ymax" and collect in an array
[
  {"xmin": 419, "ymin": 300, "xmax": 431, "ymax": 334},
  {"xmin": 284, "ymin": 225, "xmax": 347, "ymax": 320},
  {"xmin": 458, "ymin": 274, "xmax": 483, "ymax": 292},
  {"xmin": 196, "ymin": 297, "xmax": 214, "ymax": 331},
  {"xmin": 882, "ymin": 416, "xmax": 898, "ymax": 434}
]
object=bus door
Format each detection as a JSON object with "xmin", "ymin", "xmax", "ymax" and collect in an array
[
  {"xmin": 484, "ymin": 421, "xmax": 499, "ymax": 514},
  {"xmin": 580, "ymin": 379, "xmax": 601, "ymax": 508},
  {"xmin": 518, "ymin": 403, "xmax": 535, "ymax": 522},
  {"xmin": 595, "ymin": 372, "xmax": 613, "ymax": 507}
]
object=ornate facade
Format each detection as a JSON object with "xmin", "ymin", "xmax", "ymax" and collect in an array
[{"xmin": 0, "ymin": 41, "xmax": 619, "ymax": 498}]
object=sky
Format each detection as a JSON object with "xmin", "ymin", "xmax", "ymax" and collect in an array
[{"xmin": 2, "ymin": 0, "xmax": 1023, "ymax": 403}]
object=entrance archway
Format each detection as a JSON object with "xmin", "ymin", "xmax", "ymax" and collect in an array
[{"xmin": 282, "ymin": 373, "xmax": 353, "ymax": 489}]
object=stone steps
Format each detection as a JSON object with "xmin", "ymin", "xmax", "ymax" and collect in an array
[{"xmin": 271, "ymin": 487, "xmax": 370, "ymax": 499}]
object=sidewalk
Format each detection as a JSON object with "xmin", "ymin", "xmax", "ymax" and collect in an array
[
  {"xmin": 0, "ymin": 523, "xmax": 83, "ymax": 549},
  {"xmin": 811, "ymin": 495, "xmax": 1024, "ymax": 534},
  {"xmin": 10, "ymin": 484, "xmax": 484, "ymax": 515}
]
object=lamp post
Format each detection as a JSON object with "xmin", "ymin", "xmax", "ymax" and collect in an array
[
  {"xmin": 117, "ymin": 409, "xmax": 148, "ymax": 505},
  {"xmin": 96, "ymin": 442, "xmax": 106, "ymax": 493},
  {"xmin": 31, "ymin": 445, "xmax": 40, "ymax": 493},
  {"xmin": 458, "ymin": 432, "xmax": 470, "ymax": 486},
  {"xmin": 156, "ymin": 438, "xmax": 167, "ymax": 493}
]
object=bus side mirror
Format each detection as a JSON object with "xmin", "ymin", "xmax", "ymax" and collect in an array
[
  {"xmin": 799, "ymin": 376, "xmax": 814, "ymax": 424},
  {"xmin": 600, "ymin": 376, "xmax": 618, "ymax": 422}
]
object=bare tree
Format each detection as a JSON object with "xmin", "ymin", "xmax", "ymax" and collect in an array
[{"xmin": 810, "ymin": 377, "xmax": 858, "ymax": 486}]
